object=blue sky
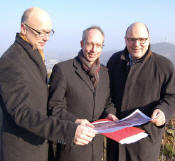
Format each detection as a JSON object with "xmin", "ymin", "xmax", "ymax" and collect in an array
[{"xmin": 1, "ymin": 0, "xmax": 175, "ymax": 59}]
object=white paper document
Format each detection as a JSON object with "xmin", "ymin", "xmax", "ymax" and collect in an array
[{"xmin": 93, "ymin": 109, "xmax": 151, "ymax": 134}]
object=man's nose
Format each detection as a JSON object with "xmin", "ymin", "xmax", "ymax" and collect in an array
[
  {"xmin": 133, "ymin": 40, "xmax": 140, "ymax": 46},
  {"xmin": 91, "ymin": 44, "xmax": 97, "ymax": 51},
  {"xmin": 42, "ymin": 34, "xmax": 50, "ymax": 41}
]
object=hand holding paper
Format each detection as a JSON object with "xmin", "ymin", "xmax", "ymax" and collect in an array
[
  {"xmin": 151, "ymin": 109, "xmax": 166, "ymax": 126},
  {"xmin": 74, "ymin": 124, "xmax": 96, "ymax": 145},
  {"xmin": 106, "ymin": 113, "xmax": 118, "ymax": 121}
]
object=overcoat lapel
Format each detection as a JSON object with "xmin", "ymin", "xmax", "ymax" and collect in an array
[
  {"xmin": 73, "ymin": 58, "xmax": 94, "ymax": 92},
  {"xmin": 16, "ymin": 36, "xmax": 48, "ymax": 83}
]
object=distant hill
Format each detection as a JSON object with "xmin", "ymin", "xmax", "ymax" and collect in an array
[
  {"xmin": 45, "ymin": 42, "xmax": 175, "ymax": 72},
  {"xmin": 151, "ymin": 42, "xmax": 175, "ymax": 64},
  {"xmin": 100, "ymin": 50, "xmax": 117, "ymax": 65}
]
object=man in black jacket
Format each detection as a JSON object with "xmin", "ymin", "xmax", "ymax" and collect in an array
[
  {"xmin": 0, "ymin": 7, "xmax": 95, "ymax": 161},
  {"xmin": 48, "ymin": 26, "xmax": 117, "ymax": 161},
  {"xmin": 107, "ymin": 22, "xmax": 175, "ymax": 161}
]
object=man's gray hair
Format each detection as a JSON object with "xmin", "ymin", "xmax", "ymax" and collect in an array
[{"xmin": 82, "ymin": 26, "xmax": 104, "ymax": 43}]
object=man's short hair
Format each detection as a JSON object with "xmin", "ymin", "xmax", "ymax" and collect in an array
[{"xmin": 82, "ymin": 26, "xmax": 104, "ymax": 43}]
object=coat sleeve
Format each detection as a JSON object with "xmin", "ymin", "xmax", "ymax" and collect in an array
[
  {"xmin": 0, "ymin": 57, "xmax": 77, "ymax": 144},
  {"xmin": 155, "ymin": 60, "xmax": 175, "ymax": 122},
  {"xmin": 48, "ymin": 64, "xmax": 78, "ymax": 121}
]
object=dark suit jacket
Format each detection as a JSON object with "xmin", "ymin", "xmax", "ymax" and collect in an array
[
  {"xmin": 0, "ymin": 34, "xmax": 77, "ymax": 161},
  {"xmin": 49, "ymin": 56, "xmax": 115, "ymax": 161}
]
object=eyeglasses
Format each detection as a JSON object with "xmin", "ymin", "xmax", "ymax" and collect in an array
[
  {"xmin": 85, "ymin": 42, "xmax": 104, "ymax": 49},
  {"xmin": 24, "ymin": 24, "xmax": 54, "ymax": 38},
  {"xmin": 126, "ymin": 37, "xmax": 148, "ymax": 44}
]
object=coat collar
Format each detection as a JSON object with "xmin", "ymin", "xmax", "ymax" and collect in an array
[
  {"xmin": 15, "ymin": 33, "xmax": 48, "ymax": 83},
  {"xmin": 121, "ymin": 46, "xmax": 152, "ymax": 65},
  {"xmin": 73, "ymin": 57, "xmax": 95, "ymax": 92}
]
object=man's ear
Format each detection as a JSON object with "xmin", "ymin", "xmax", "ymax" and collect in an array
[
  {"xmin": 80, "ymin": 40, "xmax": 84, "ymax": 48},
  {"xmin": 21, "ymin": 23, "xmax": 26, "ymax": 35},
  {"xmin": 124, "ymin": 36, "xmax": 127, "ymax": 44}
]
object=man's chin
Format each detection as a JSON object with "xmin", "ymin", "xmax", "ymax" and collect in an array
[
  {"xmin": 37, "ymin": 46, "xmax": 45, "ymax": 51},
  {"xmin": 132, "ymin": 53, "xmax": 145, "ymax": 59},
  {"xmin": 87, "ymin": 58, "xmax": 96, "ymax": 63}
]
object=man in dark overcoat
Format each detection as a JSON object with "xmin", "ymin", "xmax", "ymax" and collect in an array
[
  {"xmin": 48, "ymin": 26, "xmax": 117, "ymax": 161},
  {"xmin": 107, "ymin": 22, "xmax": 175, "ymax": 161},
  {"xmin": 0, "ymin": 7, "xmax": 96, "ymax": 161}
]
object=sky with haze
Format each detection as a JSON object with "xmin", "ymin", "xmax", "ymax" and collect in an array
[{"xmin": 1, "ymin": 0, "xmax": 175, "ymax": 59}]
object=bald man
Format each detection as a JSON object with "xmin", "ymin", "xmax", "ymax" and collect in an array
[
  {"xmin": 107, "ymin": 22, "xmax": 175, "ymax": 161},
  {"xmin": 0, "ymin": 7, "xmax": 95, "ymax": 161}
]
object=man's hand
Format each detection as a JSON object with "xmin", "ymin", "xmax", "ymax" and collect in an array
[
  {"xmin": 75, "ymin": 119, "xmax": 94, "ymax": 128},
  {"xmin": 73, "ymin": 124, "xmax": 96, "ymax": 145},
  {"xmin": 106, "ymin": 113, "xmax": 118, "ymax": 121},
  {"xmin": 151, "ymin": 109, "xmax": 166, "ymax": 126}
]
